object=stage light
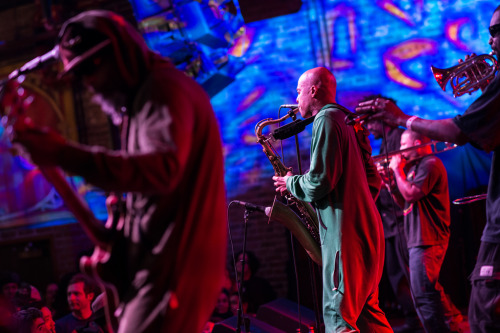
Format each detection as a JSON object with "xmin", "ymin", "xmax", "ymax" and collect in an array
[{"xmin": 135, "ymin": 0, "xmax": 246, "ymax": 97}]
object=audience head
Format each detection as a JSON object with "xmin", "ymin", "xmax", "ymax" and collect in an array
[
  {"xmin": 39, "ymin": 306, "xmax": 55, "ymax": 333},
  {"xmin": 23, "ymin": 301, "xmax": 55, "ymax": 333},
  {"xmin": 44, "ymin": 284, "xmax": 58, "ymax": 309},
  {"xmin": 0, "ymin": 271, "xmax": 20, "ymax": 301},
  {"xmin": 66, "ymin": 274, "xmax": 95, "ymax": 320},
  {"xmin": 11, "ymin": 307, "xmax": 48, "ymax": 333},
  {"xmin": 235, "ymin": 250, "xmax": 260, "ymax": 280},
  {"xmin": 14, "ymin": 283, "xmax": 42, "ymax": 309},
  {"xmin": 17, "ymin": 282, "xmax": 31, "ymax": 300},
  {"xmin": 215, "ymin": 289, "xmax": 230, "ymax": 315},
  {"xmin": 229, "ymin": 292, "xmax": 241, "ymax": 316}
]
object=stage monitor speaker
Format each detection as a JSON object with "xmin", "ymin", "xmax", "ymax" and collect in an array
[
  {"xmin": 212, "ymin": 315, "xmax": 286, "ymax": 333},
  {"xmin": 238, "ymin": 0, "xmax": 302, "ymax": 23},
  {"xmin": 256, "ymin": 298, "xmax": 317, "ymax": 333}
]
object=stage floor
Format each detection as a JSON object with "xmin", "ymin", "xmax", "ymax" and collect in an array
[{"xmin": 388, "ymin": 311, "xmax": 470, "ymax": 333}]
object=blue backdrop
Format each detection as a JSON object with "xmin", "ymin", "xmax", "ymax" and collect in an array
[{"xmin": 205, "ymin": 0, "xmax": 494, "ymax": 199}]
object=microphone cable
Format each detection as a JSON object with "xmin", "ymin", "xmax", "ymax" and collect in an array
[
  {"xmin": 380, "ymin": 123, "xmax": 411, "ymax": 280},
  {"xmin": 277, "ymin": 106, "xmax": 320, "ymax": 333},
  {"xmin": 227, "ymin": 200, "xmax": 250, "ymax": 332},
  {"xmin": 274, "ymin": 107, "xmax": 305, "ymax": 332}
]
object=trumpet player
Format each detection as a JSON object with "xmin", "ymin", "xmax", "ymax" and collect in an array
[
  {"xmin": 385, "ymin": 130, "xmax": 462, "ymax": 333},
  {"xmin": 356, "ymin": 5, "xmax": 500, "ymax": 332},
  {"xmin": 273, "ymin": 67, "xmax": 392, "ymax": 333}
]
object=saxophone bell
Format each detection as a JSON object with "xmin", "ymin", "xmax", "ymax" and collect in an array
[{"xmin": 266, "ymin": 198, "xmax": 322, "ymax": 266}]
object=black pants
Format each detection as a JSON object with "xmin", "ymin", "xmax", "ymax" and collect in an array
[
  {"xmin": 469, "ymin": 241, "xmax": 500, "ymax": 333},
  {"xmin": 385, "ymin": 233, "xmax": 419, "ymax": 324}
]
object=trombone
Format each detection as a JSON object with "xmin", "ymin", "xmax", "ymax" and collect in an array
[
  {"xmin": 452, "ymin": 193, "xmax": 487, "ymax": 205},
  {"xmin": 374, "ymin": 141, "xmax": 488, "ymax": 206},
  {"xmin": 373, "ymin": 141, "xmax": 458, "ymax": 166}
]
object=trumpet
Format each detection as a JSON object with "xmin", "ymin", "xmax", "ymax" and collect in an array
[
  {"xmin": 373, "ymin": 141, "xmax": 458, "ymax": 166},
  {"xmin": 431, "ymin": 53, "xmax": 497, "ymax": 98}
]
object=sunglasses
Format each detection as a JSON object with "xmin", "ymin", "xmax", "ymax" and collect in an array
[{"xmin": 489, "ymin": 23, "xmax": 500, "ymax": 37}]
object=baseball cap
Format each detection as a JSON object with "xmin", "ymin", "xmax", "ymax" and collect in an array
[{"xmin": 58, "ymin": 23, "xmax": 112, "ymax": 76}]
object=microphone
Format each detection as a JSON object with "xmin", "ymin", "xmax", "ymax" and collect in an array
[
  {"xmin": 280, "ymin": 104, "xmax": 298, "ymax": 109},
  {"xmin": 8, "ymin": 46, "xmax": 60, "ymax": 80},
  {"xmin": 233, "ymin": 200, "xmax": 267, "ymax": 213},
  {"xmin": 344, "ymin": 112, "xmax": 372, "ymax": 126},
  {"xmin": 272, "ymin": 115, "xmax": 316, "ymax": 140}
]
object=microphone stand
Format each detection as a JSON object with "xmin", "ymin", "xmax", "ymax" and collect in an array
[
  {"xmin": 291, "ymin": 114, "xmax": 321, "ymax": 333},
  {"xmin": 236, "ymin": 208, "xmax": 252, "ymax": 333}
]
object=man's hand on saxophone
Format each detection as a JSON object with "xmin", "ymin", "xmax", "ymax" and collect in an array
[{"xmin": 272, "ymin": 171, "xmax": 293, "ymax": 196}]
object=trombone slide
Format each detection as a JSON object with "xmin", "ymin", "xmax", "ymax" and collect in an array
[{"xmin": 373, "ymin": 141, "xmax": 458, "ymax": 166}]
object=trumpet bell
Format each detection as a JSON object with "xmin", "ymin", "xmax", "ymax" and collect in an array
[
  {"xmin": 431, "ymin": 65, "xmax": 451, "ymax": 92},
  {"xmin": 431, "ymin": 54, "xmax": 497, "ymax": 98}
]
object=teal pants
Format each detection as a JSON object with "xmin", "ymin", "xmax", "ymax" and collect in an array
[{"xmin": 320, "ymin": 208, "xmax": 393, "ymax": 333}]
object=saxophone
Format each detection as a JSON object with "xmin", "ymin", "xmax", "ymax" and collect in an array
[{"xmin": 255, "ymin": 111, "xmax": 322, "ymax": 266}]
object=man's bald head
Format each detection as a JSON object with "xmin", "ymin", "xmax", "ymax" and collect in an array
[
  {"xmin": 296, "ymin": 67, "xmax": 337, "ymax": 118},
  {"xmin": 302, "ymin": 67, "xmax": 337, "ymax": 101}
]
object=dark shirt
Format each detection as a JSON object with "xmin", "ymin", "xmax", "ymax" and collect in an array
[
  {"xmin": 55, "ymin": 313, "xmax": 101, "ymax": 333},
  {"xmin": 404, "ymin": 155, "xmax": 450, "ymax": 248},
  {"xmin": 377, "ymin": 127, "xmax": 405, "ymax": 238},
  {"xmin": 454, "ymin": 73, "xmax": 500, "ymax": 244},
  {"xmin": 241, "ymin": 276, "xmax": 276, "ymax": 314},
  {"xmin": 210, "ymin": 310, "xmax": 233, "ymax": 323}
]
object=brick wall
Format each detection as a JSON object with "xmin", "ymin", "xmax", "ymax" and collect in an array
[
  {"xmin": 0, "ymin": 222, "xmax": 94, "ymax": 291},
  {"xmin": 227, "ymin": 184, "xmax": 289, "ymax": 297}
]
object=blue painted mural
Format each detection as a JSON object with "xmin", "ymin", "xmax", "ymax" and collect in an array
[{"xmin": 209, "ymin": 0, "xmax": 494, "ymax": 198}]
